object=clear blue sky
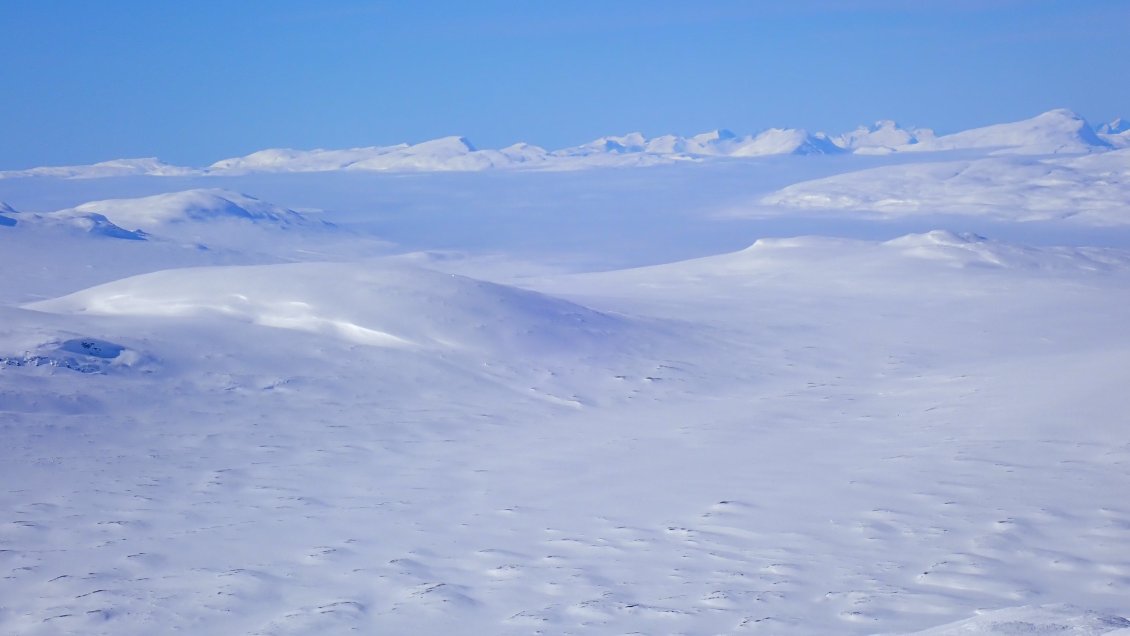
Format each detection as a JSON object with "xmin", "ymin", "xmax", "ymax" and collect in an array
[{"xmin": 1, "ymin": 0, "xmax": 1127, "ymax": 169}]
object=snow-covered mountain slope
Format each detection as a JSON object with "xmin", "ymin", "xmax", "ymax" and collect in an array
[
  {"xmin": 1, "ymin": 199, "xmax": 148, "ymax": 239},
  {"xmin": 3, "ymin": 109, "xmax": 1121, "ymax": 180},
  {"xmin": 1098, "ymin": 118, "xmax": 1130, "ymax": 149},
  {"xmin": 207, "ymin": 143, "xmax": 412, "ymax": 172},
  {"xmin": 207, "ymin": 127, "xmax": 844, "ymax": 175},
  {"xmin": 1097, "ymin": 117, "xmax": 1129, "ymax": 135},
  {"xmin": 833, "ymin": 119, "xmax": 935, "ymax": 154},
  {"xmin": 56, "ymin": 188, "xmax": 317, "ymax": 233},
  {"xmin": 0, "ymin": 157, "xmax": 196, "ymax": 179},
  {"xmin": 28, "ymin": 261, "xmax": 645, "ymax": 359},
  {"xmin": 29, "ymin": 210, "xmax": 148, "ymax": 239},
  {"xmin": 38, "ymin": 188, "xmax": 346, "ymax": 253},
  {"xmin": 728, "ymin": 127, "xmax": 843, "ymax": 156},
  {"xmin": 207, "ymin": 136, "xmax": 552, "ymax": 173},
  {"xmin": 754, "ymin": 148, "xmax": 1130, "ymax": 225},
  {"xmin": 556, "ymin": 127, "xmax": 842, "ymax": 159},
  {"xmin": 903, "ymin": 109, "xmax": 1110, "ymax": 155}
]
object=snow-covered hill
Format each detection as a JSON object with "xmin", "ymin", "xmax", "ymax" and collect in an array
[
  {"xmin": 833, "ymin": 119, "xmax": 935, "ymax": 154},
  {"xmin": 0, "ymin": 157, "xmax": 196, "ymax": 179},
  {"xmin": 207, "ymin": 136, "xmax": 553, "ymax": 173},
  {"xmin": 1097, "ymin": 118, "xmax": 1130, "ymax": 149},
  {"xmin": 754, "ymin": 148, "xmax": 1130, "ymax": 225},
  {"xmin": 57, "ymin": 188, "xmax": 317, "ymax": 233},
  {"xmin": 28, "ymin": 261, "xmax": 643, "ymax": 360},
  {"xmin": 1, "ymin": 199, "xmax": 148, "ymax": 239},
  {"xmin": 902, "ymin": 108, "xmax": 1111, "ymax": 155}
]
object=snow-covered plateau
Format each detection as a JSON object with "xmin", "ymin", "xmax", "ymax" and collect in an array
[{"xmin": 1, "ymin": 109, "xmax": 1129, "ymax": 635}]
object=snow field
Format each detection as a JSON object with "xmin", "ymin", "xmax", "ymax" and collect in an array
[{"xmin": 2, "ymin": 115, "xmax": 1130, "ymax": 634}]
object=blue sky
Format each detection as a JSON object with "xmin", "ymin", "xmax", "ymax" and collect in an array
[{"xmin": 1, "ymin": 0, "xmax": 1127, "ymax": 168}]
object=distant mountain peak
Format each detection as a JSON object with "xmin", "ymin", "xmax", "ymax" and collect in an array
[
  {"xmin": 1, "ymin": 108, "xmax": 1120, "ymax": 178},
  {"xmin": 1097, "ymin": 117, "xmax": 1129, "ymax": 134},
  {"xmin": 410, "ymin": 136, "xmax": 477, "ymax": 153},
  {"xmin": 834, "ymin": 120, "xmax": 933, "ymax": 153},
  {"xmin": 904, "ymin": 108, "xmax": 1110, "ymax": 154},
  {"xmin": 64, "ymin": 188, "xmax": 314, "ymax": 233}
]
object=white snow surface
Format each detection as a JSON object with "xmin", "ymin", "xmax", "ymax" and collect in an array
[{"xmin": 2, "ymin": 123, "xmax": 1130, "ymax": 635}]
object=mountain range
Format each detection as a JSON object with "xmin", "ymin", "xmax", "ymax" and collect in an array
[{"xmin": 2, "ymin": 109, "xmax": 1126, "ymax": 179}]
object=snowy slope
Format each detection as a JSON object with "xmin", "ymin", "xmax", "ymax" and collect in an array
[
  {"xmin": 5, "ymin": 224, "xmax": 1130, "ymax": 635},
  {"xmin": 904, "ymin": 109, "xmax": 1110, "ymax": 155},
  {"xmin": 28, "ymin": 261, "xmax": 644, "ymax": 359},
  {"xmin": 0, "ymin": 157, "xmax": 196, "ymax": 179},
  {"xmin": 728, "ymin": 128, "xmax": 842, "ymax": 156},
  {"xmin": 208, "ymin": 136, "xmax": 552, "ymax": 173},
  {"xmin": 755, "ymin": 148, "xmax": 1130, "ymax": 225},
  {"xmin": 1, "ymin": 199, "xmax": 148, "ymax": 239},
  {"xmin": 1098, "ymin": 119, "xmax": 1130, "ymax": 149},
  {"xmin": 208, "ymin": 144, "xmax": 412, "ymax": 172},
  {"xmin": 207, "ymin": 127, "xmax": 844, "ymax": 174},
  {"xmin": 1097, "ymin": 117, "xmax": 1129, "ymax": 135},
  {"xmin": 834, "ymin": 120, "xmax": 935, "ymax": 154},
  {"xmin": 57, "ymin": 188, "xmax": 316, "ymax": 233},
  {"xmin": 557, "ymin": 127, "xmax": 843, "ymax": 159},
  {"xmin": 3, "ymin": 110, "xmax": 1122, "ymax": 179}
]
